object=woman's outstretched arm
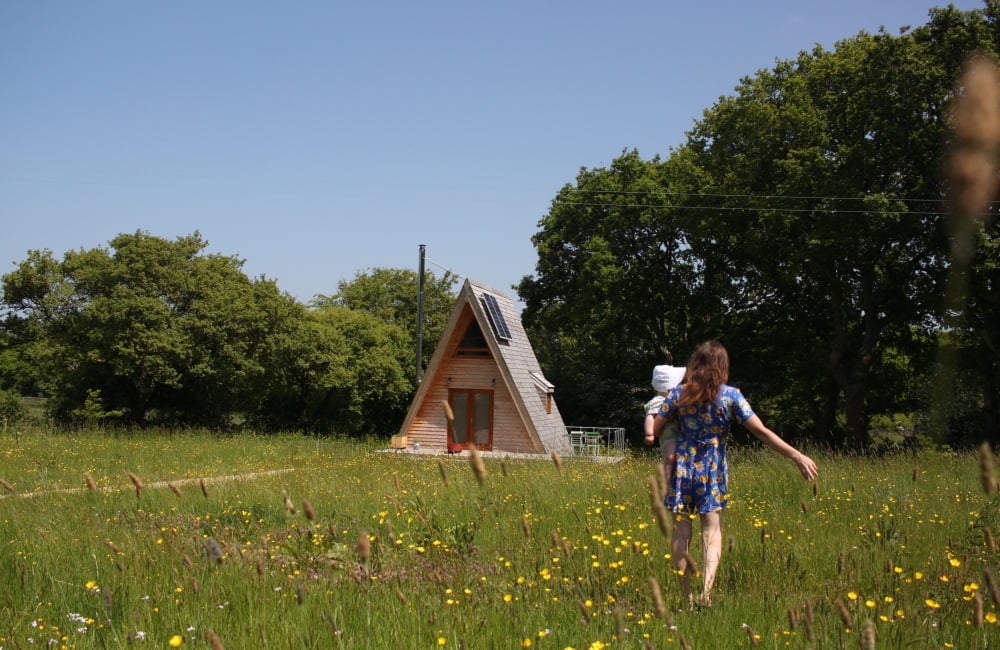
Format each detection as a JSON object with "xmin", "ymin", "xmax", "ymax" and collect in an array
[{"xmin": 743, "ymin": 415, "xmax": 818, "ymax": 481}]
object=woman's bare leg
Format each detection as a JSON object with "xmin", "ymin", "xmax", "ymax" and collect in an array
[
  {"xmin": 661, "ymin": 441, "xmax": 676, "ymax": 498},
  {"xmin": 671, "ymin": 515, "xmax": 694, "ymax": 607},
  {"xmin": 700, "ymin": 510, "xmax": 723, "ymax": 605}
]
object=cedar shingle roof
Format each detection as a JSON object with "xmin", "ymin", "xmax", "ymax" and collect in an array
[{"xmin": 464, "ymin": 279, "xmax": 571, "ymax": 455}]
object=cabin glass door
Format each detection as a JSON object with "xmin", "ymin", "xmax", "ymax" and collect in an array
[{"xmin": 448, "ymin": 389, "xmax": 494, "ymax": 451}]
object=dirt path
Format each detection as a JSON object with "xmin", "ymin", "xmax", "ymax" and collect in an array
[{"xmin": 0, "ymin": 468, "xmax": 297, "ymax": 500}]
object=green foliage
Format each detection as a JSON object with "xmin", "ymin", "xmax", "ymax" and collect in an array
[
  {"xmin": 520, "ymin": 5, "xmax": 1000, "ymax": 449},
  {"xmin": 0, "ymin": 327, "xmax": 34, "ymax": 394},
  {"xmin": 313, "ymin": 266, "xmax": 458, "ymax": 386},
  {"xmin": 0, "ymin": 388, "xmax": 24, "ymax": 424},
  {"xmin": 0, "ymin": 234, "xmax": 439, "ymax": 435},
  {"xmin": 70, "ymin": 388, "xmax": 124, "ymax": 424},
  {"xmin": 250, "ymin": 306, "xmax": 413, "ymax": 435},
  {"xmin": 519, "ymin": 150, "xmax": 703, "ymax": 437},
  {"xmin": 953, "ymin": 216, "xmax": 1000, "ymax": 445},
  {"xmin": 1, "ymin": 231, "xmax": 297, "ymax": 427}
]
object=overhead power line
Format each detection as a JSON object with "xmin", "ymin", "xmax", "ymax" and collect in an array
[
  {"xmin": 560, "ymin": 200, "xmax": 952, "ymax": 216},
  {"xmin": 559, "ymin": 189, "xmax": 1000, "ymax": 216},
  {"xmin": 571, "ymin": 188, "xmax": 961, "ymax": 205}
]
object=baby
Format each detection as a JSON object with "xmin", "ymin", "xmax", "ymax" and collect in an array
[{"xmin": 644, "ymin": 363, "xmax": 686, "ymax": 494}]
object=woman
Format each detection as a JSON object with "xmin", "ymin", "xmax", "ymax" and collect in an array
[{"xmin": 651, "ymin": 340, "xmax": 818, "ymax": 607}]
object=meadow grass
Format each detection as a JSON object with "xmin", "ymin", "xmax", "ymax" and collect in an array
[{"xmin": 1, "ymin": 425, "xmax": 997, "ymax": 649}]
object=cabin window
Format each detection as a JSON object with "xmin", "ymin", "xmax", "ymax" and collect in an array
[{"xmin": 456, "ymin": 320, "xmax": 491, "ymax": 357}]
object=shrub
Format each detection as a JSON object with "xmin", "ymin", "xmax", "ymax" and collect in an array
[{"xmin": 0, "ymin": 388, "xmax": 24, "ymax": 424}]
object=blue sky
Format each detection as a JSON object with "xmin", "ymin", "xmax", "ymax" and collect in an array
[{"xmin": 1, "ymin": 1, "xmax": 985, "ymax": 306}]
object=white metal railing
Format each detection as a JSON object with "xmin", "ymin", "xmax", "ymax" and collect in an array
[{"xmin": 565, "ymin": 426, "xmax": 625, "ymax": 456}]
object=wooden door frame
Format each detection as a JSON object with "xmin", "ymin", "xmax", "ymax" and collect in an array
[{"xmin": 446, "ymin": 388, "xmax": 494, "ymax": 451}]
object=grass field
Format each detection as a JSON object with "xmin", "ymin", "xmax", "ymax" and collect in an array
[{"xmin": 1, "ymin": 426, "xmax": 997, "ymax": 649}]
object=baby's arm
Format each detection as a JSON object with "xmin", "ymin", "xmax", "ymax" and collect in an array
[
  {"xmin": 644, "ymin": 413, "xmax": 658, "ymax": 445},
  {"xmin": 644, "ymin": 397, "xmax": 667, "ymax": 445}
]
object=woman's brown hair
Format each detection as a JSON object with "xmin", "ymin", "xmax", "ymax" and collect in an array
[{"xmin": 678, "ymin": 341, "xmax": 730, "ymax": 408}]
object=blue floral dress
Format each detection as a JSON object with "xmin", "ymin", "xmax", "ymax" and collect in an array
[{"xmin": 657, "ymin": 384, "xmax": 754, "ymax": 514}]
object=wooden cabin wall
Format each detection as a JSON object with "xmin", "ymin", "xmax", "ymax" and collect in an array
[{"xmin": 405, "ymin": 328, "xmax": 537, "ymax": 452}]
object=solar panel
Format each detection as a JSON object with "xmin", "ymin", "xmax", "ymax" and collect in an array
[{"xmin": 481, "ymin": 293, "xmax": 513, "ymax": 341}]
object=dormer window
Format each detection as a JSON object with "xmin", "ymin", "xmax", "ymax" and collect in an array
[{"xmin": 530, "ymin": 371, "xmax": 555, "ymax": 414}]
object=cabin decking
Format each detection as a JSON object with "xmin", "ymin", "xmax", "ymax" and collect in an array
[{"xmin": 565, "ymin": 426, "xmax": 626, "ymax": 457}]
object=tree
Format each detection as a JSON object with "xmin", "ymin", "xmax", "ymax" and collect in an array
[
  {"xmin": 249, "ymin": 306, "xmax": 412, "ymax": 435},
  {"xmin": 312, "ymin": 267, "xmax": 457, "ymax": 385},
  {"xmin": 0, "ymin": 322, "xmax": 37, "ymax": 395},
  {"xmin": 518, "ymin": 150, "xmax": 710, "ymax": 432},
  {"xmin": 677, "ymin": 28, "xmax": 966, "ymax": 447},
  {"xmin": 1, "ymin": 231, "xmax": 301, "ymax": 427},
  {"xmin": 937, "ymin": 0, "xmax": 1000, "ymax": 446},
  {"xmin": 955, "ymin": 208, "xmax": 1000, "ymax": 445},
  {"xmin": 0, "ymin": 388, "xmax": 24, "ymax": 424},
  {"xmin": 1, "ymin": 240, "xmax": 456, "ymax": 434},
  {"xmin": 519, "ymin": 4, "xmax": 998, "ymax": 448}
]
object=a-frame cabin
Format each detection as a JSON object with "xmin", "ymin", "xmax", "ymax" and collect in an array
[{"xmin": 398, "ymin": 279, "xmax": 571, "ymax": 455}]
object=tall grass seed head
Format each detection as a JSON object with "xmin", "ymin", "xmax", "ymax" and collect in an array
[
  {"xmin": 357, "ymin": 530, "xmax": 372, "ymax": 561},
  {"xmin": 441, "ymin": 399, "xmax": 455, "ymax": 422},
  {"xmin": 469, "ymin": 443, "xmax": 487, "ymax": 485},
  {"xmin": 949, "ymin": 55, "xmax": 1000, "ymax": 221}
]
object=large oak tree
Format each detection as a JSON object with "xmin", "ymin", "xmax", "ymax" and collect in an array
[{"xmin": 520, "ymin": 2, "xmax": 1000, "ymax": 447}]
